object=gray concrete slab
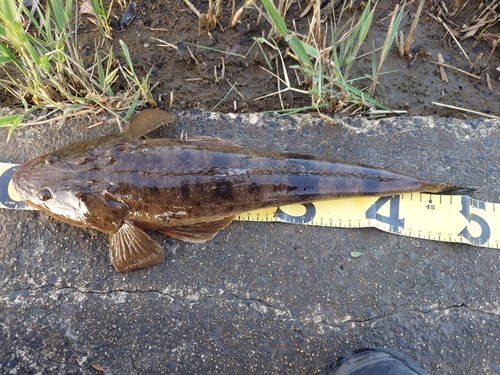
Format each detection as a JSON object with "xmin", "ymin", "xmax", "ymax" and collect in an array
[{"xmin": 1, "ymin": 110, "xmax": 499, "ymax": 374}]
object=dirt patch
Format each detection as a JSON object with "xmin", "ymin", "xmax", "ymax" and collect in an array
[{"xmin": 1, "ymin": 1, "xmax": 499, "ymax": 118}]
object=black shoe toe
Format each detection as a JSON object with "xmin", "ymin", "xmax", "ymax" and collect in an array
[{"xmin": 321, "ymin": 348, "xmax": 429, "ymax": 375}]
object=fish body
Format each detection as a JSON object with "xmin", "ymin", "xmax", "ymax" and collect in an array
[{"xmin": 12, "ymin": 110, "xmax": 473, "ymax": 272}]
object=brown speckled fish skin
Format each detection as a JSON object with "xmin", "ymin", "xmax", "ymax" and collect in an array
[
  {"xmin": 13, "ymin": 134, "xmax": 461, "ymax": 230},
  {"xmin": 12, "ymin": 109, "xmax": 472, "ymax": 272}
]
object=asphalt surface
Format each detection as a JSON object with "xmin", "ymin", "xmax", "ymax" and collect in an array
[{"xmin": 1, "ymin": 110, "xmax": 499, "ymax": 374}]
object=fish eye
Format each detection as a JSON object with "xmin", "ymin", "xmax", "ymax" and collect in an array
[
  {"xmin": 38, "ymin": 188, "xmax": 52, "ymax": 201},
  {"xmin": 45, "ymin": 156, "xmax": 58, "ymax": 164},
  {"xmin": 75, "ymin": 191, "xmax": 88, "ymax": 202}
]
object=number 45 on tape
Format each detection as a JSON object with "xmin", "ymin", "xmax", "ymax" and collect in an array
[{"xmin": 238, "ymin": 194, "xmax": 498, "ymax": 249}]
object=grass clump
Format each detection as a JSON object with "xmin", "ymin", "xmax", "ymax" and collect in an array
[
  {"xmin": 0, "ymin": 0, "xmax": 154, "ymax": 139},
  {"xmin": 85, "ymin": 0, "xmax": 114, "ymax": 39},
  {"xmin": 257, "ymin": 0, "xmax": 407, "ymax": 115}
]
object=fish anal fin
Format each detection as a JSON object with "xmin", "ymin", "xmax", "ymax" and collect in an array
[
  {"xmin": 157, "ymin": 215, "xmax": 236, "ymax": 243},
  {"xmin": 182, "ymin": 135, "xmax": 242, "ymax": 148},
  {"xmin": 125, "ymin": 109, "xmax": 175, "ymax": 138},
  {"xmin": 109, "ymin": 220, "xmax": 165, "ymax": 272}
]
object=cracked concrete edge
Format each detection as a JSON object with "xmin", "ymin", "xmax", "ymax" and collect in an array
[
  {"xmin": 1, "ymin": 106, "xmax": 499, "ymax": 139},
  {"xmin": 223, "ymin": 110, "xmax": 500, "ymax": 136},
  {"xmin": 3, "ymin": 280, "xmax": 499, "ymax": 327},
  {"xmin": 2, "ymin": 284, "xmax": 499, "ymax": 374}
]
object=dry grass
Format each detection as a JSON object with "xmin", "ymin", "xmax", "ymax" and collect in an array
[
  {"xmin": 432, "ymin": 0, "xmax": 500, "ymax": 66},
  {"xmin": 181, "ymin": 0, "xmax": 426, "ymax": 115},
  {"xmin": 0, "ymin": 0, "xmax": 155, "ymax": 139},
  {"xmin": 433, "ymin": 101, "xmax": 500, "ymax": 119},
  {"xmin": 402, "ymin": 0, "xmax": 425, "ymax": 56},
  {"xmin": 424, "ymin": 1, "xmax": 499, "ymax": 115}
]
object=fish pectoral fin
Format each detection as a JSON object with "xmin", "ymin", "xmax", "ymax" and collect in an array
[
  {"xmin": 124, "ymin": 109, "xmax": 175, "ymax": 138},
  {"xmin": 109, "ymin": 220, "xmax": 165, "ymax": 272},
  {"xmin": 157, "ymin": 215, "xmax": 236, "ymax": 243},
  {"xmin": 182, "ymin": 136, "xmax": 242, "ymax": 148}
]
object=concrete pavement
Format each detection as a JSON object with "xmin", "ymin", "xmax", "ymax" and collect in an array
[{"xmin": 1, "ymin": 110, "xmax": 499, "ymax": 374}]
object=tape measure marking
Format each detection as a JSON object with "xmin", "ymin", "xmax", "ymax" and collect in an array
[
  {"xmin": 237, "ymin": 194, "xmax": 499, "ymax": 249},
  {"xmin": 0, "ymin": 163, "xmax": 29, "ymax": 210}
]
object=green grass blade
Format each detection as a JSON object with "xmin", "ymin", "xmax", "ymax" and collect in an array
[
  {"xmin": 0, "ymin": 114, "xmax": 23, "ymax": 127},
  {"xmin": 64, "ymin": 0, "xmax": 73, "ymax": 21},
  {"xmin": 254, "ymin": 38, "xmax": 273, "ymax": 70},
  {"xmin": 124, "ymin": 91, "xmax": 141, "ymax": 121},
  {"xmin": 380, "ymin": 1, "xmax": 406, "ymax": 63},
  {"xmin": 0, "ymin": 0, "xmax": 20, "ymax": 22},
  {"xmin": 287, "ymin": 35, "xmax": 314, "ymax": 70},
  {"xmin": 0, "ymin": 55, "xmax": 10, "ymax": 64},
  {"xmin": 260, "ymin": 0, "xmax": 287, "ymax": 35},
  {"xmin": 260, "ymin": 0, "xmax": 314, "ymax": 70},
  {"xmin": 5, "ymin": 106, "xmax": 42, "ymax": 141},
  {"xmin": 296, "ymin": 38, "xmax": 319, "ymax": 59},
  {"xmin": 47, "ymin": 0, "xmax": 70, "ymax": 31},
  {"xmin": 96, "ymin": 49, "xmax": 106, "ymax": 88},
  {"xmin": 6, "ymin": 115, "xmax": 23, "ymax": 142},
  {"xmin": 0, "ymin": 42, "xmax": 23, "ymax": 69},
  {"xmin": 211, "ymin": 81, "xmax": 236, "ymax": 111},
  {"xmin": 119, "ymin": 39, "xmax": 135, "ymax": 75}
]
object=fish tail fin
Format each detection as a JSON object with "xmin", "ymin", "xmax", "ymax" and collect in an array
[{"xmin": 425, "ymin": 183, "xmax": 480, "ymax": 195}]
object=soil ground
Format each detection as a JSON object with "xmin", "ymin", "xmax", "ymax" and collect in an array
[{"xmin": 1, "ymin": 0, "xmax": 499, "ymax": 118}]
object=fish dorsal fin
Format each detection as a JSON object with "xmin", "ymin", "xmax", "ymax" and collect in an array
[
  {"xmin": 109, "ymin": 220, "xmax": 165, "ymax": 272},
  {"xmin": 182, "ymin": 134, "xmax": 243, "ymax": 148},
  {"xmin": 157, "ymin": 215, "xmax": 236, "ymax": 243},
  {"xmin": 124, "ymin": 109, "xmax": 175, "ymax": 138}
]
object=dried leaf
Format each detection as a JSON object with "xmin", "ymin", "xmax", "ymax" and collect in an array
[{"xmin": 91, "ymin": 364, "xmax": 106, "ymax": 372}]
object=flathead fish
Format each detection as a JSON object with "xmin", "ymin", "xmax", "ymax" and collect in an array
[{"xmin": 12, "ymin": 110, "xmax": 474, "ymax": 272}]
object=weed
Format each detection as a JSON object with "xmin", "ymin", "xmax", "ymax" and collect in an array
[
  {"xmin": 0, "ymin": 0, "xmax": 154, "ymax": 139},
  {"xmin": 369, "ymin": 2, "xmax": 405, "ymax": 97},
  {"xmin": 87, "ymin": 0, "xmax": 114, "ymax": 39},
  {"xmin": 402, "ymin": 0, "xmax": 425, "ymax": 56},
  {"xmin": 256, "ymin": 0, "xmax": 407, "ymax": 115}
]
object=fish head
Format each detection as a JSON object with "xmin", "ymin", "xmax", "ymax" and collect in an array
[
  {"xmin": 12, "ymin": 135, "xmax": 129, "ymax": 231},
  {"xmin": 12, "ymin": 151, "xmax": 93, "ymax": 227}
]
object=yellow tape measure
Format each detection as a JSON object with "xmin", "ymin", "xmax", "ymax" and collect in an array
[
  {"xmin": 236, "ymin": 194, "xmax": 498, "ymax": 249},
  {"xmin": 0, "ymin": 162, "xmax": 29, "ymax": 210},
  {"xmin": 1, "ymin": 162, "xmax": 498, "ymax": 249}
]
